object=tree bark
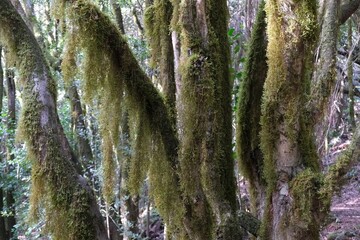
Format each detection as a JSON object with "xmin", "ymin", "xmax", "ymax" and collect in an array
[{"xmin": 0, "ymin": 1, "xmax": 108, "ymax": 239}]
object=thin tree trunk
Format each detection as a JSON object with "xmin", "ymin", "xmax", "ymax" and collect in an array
[
  {"xmin": 0, "ymin": 1, "xmax": 108, "ymax": 239},
  {"xmin": 110, "ymin": 0, "xmax": 125, "ymax": 35},
  {"xmin": 347, "ymin": 20, "xmax": 356, "ymax": 130},
  {"xmin": 4, "ymin": 69, "xmax": 16, "ymax": 239},
  {"xmin": 68, "ymin": 85, "xmax": 93, "ymax": 173},
  {"xmin": 0, "ymin": 46, "xmax": 9, "ymax": 240},
  {"xmin": 311, "ymin": 0, "xmax": 340, "ymax": 157}
]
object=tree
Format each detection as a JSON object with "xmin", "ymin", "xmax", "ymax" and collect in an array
[
  {"xmin": 0, "ymin": 1, "xmax": 108, "ymax": 239},
  {"xmin": 237, "ymin": 0, "xmax": 360, "ymax": 239}
]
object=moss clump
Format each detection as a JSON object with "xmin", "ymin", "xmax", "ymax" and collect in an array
[{"xmin": 290, "ymin": 169, "xmax": 321, "ymax": 229}]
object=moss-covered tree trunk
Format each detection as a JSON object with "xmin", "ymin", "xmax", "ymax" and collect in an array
[
  {"xmin": 0, "ymin": 1, "xmax": 108, "ymax": 239},
  {"xmin": 145, "ymin": 0, "xmax": 176, "ymax": 124},
  {"xmin": 236, "ymin": 1, "xmax": 267, "ymax": 220},
  {"xmin": 177, "ymin": 0, "xmax": 241, "ymax": 239},
  {"xmin": 260, "ymin": 0, "xmax": 321, "ymax": 239},
  {"xmin": 311, "ymin": 0, "xmax": 340, "ymax": 156}
]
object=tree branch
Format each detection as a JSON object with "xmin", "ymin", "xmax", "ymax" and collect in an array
[{"xmin": 339, "ymin": 0, "xmax": 360, "ymax": 25}]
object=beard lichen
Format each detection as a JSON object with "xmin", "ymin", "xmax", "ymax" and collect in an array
[{"xmin": 59, "ymin": 0, "xmax": 184, "ymax": 232}]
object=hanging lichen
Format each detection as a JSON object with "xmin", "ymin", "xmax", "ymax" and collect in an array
[
  {"xmin": 127, "ymin": 109, "xmax": 152, "ymax": 195},
  {"xmin": 58, "ymin": 0, "xmax": 183, "ymax": 231},
  {"xmin": 148, "ymin": 134, "xmax": 184, "ymax": 237}
]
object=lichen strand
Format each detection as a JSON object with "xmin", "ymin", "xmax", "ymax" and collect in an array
[
  {"xmin": 236, "ymin": 1, "xmax": 267, "ymax": 212},
  {"xmin": 61, "ymin": 29, "xmax": 79, "ymax": 83},
  {"xmin": 127, "ymin": 111, "xmax": 152, "ymax": 195},
  {"xmin": 148, "ymin": 134, "xmax": 184, "ymax": 237},
  {"xmin": 62, "ymin": 1, "xmax": 125, "ymax": 202},
  {"xmin": 61, "ymin": 0, "xmax": 182, "ymax": 231}
]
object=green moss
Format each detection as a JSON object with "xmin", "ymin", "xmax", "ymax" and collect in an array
[
  {"xmin": 290, "ymin": 169, "xmax": 320, "ymax": 228},
  {"xmin": 319, "ymin": 147, "xmax": 353, "ymax": 213}
]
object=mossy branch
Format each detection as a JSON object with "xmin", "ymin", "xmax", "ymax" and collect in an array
[
  {"xmin": 60, "ymin": 0, "xmax": 183, "ymax": 231},
  {"xmin": 238, "ymin": 211, "xmax": 261, "ymax": 237},
  {"xmin": 319, "ymin": 126, "xmax": 360, "ymax": 212},
  {"xmin": 63, "ymin": 0, "xmax": 179, "ymax": 173}
]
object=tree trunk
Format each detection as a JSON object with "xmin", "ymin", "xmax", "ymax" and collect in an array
[
  {"xmin": 236, "ymin": 0, "xmax": 267, "ymax": 220},
  {"xmin": 347, "ymin": 19, "xmax": 355, "ymax": 130},
  {"xmin": 5, "ymin": 68, "xmax": 16, "ymax": 239},
  {"xmin": 144, "ymin": 0, "xmax": 176, "ymax": 125},
  {"xmin": 110, "ymin": 0, "xmax": 125, "ymax": 35},
  {"xmin": 0, "ymin": 46, "xmax": 9, "ymax": 240},
  {"xmin": 178, "ymin": 0, "xmax": 242, "ymax": 238},
  {"xmin": 311, "ymin": 0, "xmax": 340, "ymax": 157},
  {"xmin": 0, "ymin": 1, "xmax": 108, "ymax": 239},
  {"xmin": 68, "ymin": 85, "xmax": 93, "ymax": 173},
  {"xmin": 260, "ymin": 0, "xmax": 320, "ymax": 239}
]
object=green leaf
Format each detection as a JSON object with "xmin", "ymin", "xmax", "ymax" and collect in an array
[{"xmin": 228, "ymin": 28, "xmax": 235, "ymax": 37}]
